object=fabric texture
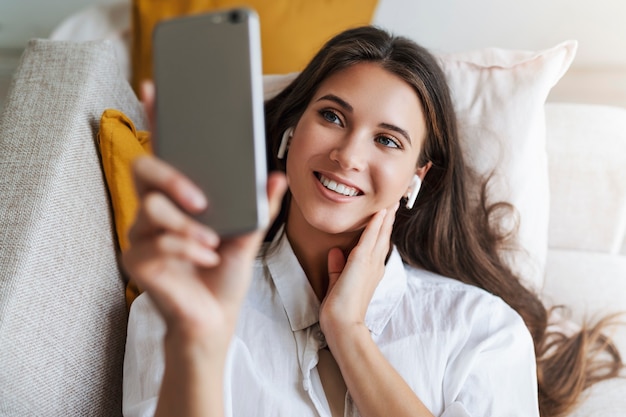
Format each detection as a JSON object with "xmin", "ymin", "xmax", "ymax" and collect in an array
[
  {"xmin": 0, "ymin": 39, "xmax": 145, "ymax": 416},
  {"xmin": 543, "ymin": 248, "xmax": 626, "ymax": 358},
  {"xmin": 567, "ymin": 378, "xmax": 626, "ymax": 416},
  {"xmin": 545, "ymin": 102, "xmax": 626, "ymax": 254},
  {"xmin": 49, "ymin": 1, "xmax": 132, "ymax": 81},
  {"xmin": 124, "ymin": 234, "xmax": 539, "ymax": 417},
  {"xmin": 437, "ymin": 41, "xmax": 577, "ymax": 290},
  {"xmin": 131, "ymin": 0, "xmax": 378, "ymax": 93}
]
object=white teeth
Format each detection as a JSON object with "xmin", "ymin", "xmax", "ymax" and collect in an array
[{"xmin": 319, "ymin": 174, "xmax": 359, "ymax": 197}]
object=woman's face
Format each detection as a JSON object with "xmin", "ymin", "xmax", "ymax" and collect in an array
[{"xmin": 285, "ymin": 62, "xmax": 428, "ymax": 236}]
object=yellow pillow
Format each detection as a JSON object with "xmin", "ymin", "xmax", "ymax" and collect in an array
[
  {"xmin": 131, "ymin": 0, "xmax": 378, "ymax": 93},
  {"xmin": 98, "ymin": 109, "xmax": 152, "ymax": 307}
]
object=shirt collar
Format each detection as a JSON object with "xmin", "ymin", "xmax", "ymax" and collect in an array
[{"xmin": 265, "ymin": 232, "xmax": 408, "ymax": 336}]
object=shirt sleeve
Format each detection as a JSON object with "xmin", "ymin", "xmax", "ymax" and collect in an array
[
  {"xmin": 122, "ymin": 294, "xmax": 166, "ymax": 417},
  {"xmin": 441, "ymin": 296, "xmax": 540, "ymax": 417}
]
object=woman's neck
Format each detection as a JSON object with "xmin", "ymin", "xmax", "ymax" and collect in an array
[{"xmin": 285, "ymin": 208, "xmax": 360, "ymax": 301}]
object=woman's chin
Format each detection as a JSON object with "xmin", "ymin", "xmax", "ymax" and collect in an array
[{"xmin": 306, "ymin": 215, "xmax": 370, "ymax": 237}]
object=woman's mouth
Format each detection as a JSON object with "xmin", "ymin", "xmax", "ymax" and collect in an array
[{"xmin": 316, "ymin": 173, "xmax": 362, "ymax": 197}]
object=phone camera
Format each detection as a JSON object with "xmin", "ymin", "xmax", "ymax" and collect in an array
[{"xmin": 228, "ymin": 10, "xmax": 243, "ymax": 24}]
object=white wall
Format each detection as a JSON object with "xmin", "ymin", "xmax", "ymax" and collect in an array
[
  {"xmin": 2, "ymin": 0, "xmax": 625, "ymax": 65},
  {"xmin": 374, "ymin": 0, "xmax": 626, "ymax": 68},
  {"xmin": 1, "ymin": 0, "xmax": 624, "ymax": 68},
  {"xmin": 0, "ymin": 0, "xmax": 119, "ymax": 49}
]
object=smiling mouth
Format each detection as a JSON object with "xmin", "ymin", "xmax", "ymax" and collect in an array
[{"xmin": 316, "ymin": 173, "xmax": 362, "ymax": 197}]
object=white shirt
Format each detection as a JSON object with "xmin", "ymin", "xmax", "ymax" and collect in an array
[{"xmin": 123, "ymin": 233, "xmax": 539, "ymax": 417}]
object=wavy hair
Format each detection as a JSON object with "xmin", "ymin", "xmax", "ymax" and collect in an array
[{"xmin": 263, "ymin": 26, "xmax": 623, "ymax": 416}]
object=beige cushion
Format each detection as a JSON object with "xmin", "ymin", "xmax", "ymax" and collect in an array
[
  {"xmin": 543, "ymin": 249, "xmax": 626, "ymax": 361},
  {"xmin": 543, "ymin": 248, "xmax": 626, "ymax": 416},
  {"xmin": 546, "ymin": 103, "xmax": 626, "ymax": 254},
  {"xmin": 567, "ymin": 378, "xmax": 626, "ymax": 417},
  {"xmin": 0, "ymin": 39, "xmax": 145, "ymax": 416}
]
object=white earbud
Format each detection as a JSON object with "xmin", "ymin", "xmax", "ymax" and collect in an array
[
  {"xmin": 277, "ymin": 127, "xmax": 293, "ymax": 159},
  {"xmin": 405, "ymin": 175, "xmax": 421, "ymax": 209}
]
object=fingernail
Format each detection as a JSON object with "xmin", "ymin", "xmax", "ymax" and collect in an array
[
  {"xmin": 140, "ymin": 80, "xmax": 154, "ymax": 100},
  {"xmin": 187, "ymin": 190, "xmax": 208, "ymax": 211},
  {"xmin": 200, "ymin": 230, "xmax": 219, "ymax": 247},
  {"xmin": 200, "ymin": 248, "xmax": 219, "ymax": 265}
]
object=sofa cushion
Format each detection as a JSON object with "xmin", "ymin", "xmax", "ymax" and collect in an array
[
  {"xmin": 545, "ymin": 103, "xmax": 626, "ymax": 255},
  {"xmin": 568, "ymin": 378, "xmax": 626, "ymax": 417},
  {"xmin": 543, "ymin": 248, "xmax": 626, "ymax": 358},
  {"xmin": 0, "ymin": 39, "xmax": 145, "ymax": 416}
]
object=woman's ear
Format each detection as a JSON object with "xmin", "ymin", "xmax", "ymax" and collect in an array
[
  {"xmin": 404, "ymin": 162, "xmax": 432, "ymax": 209},
  {"xmin": 416, "ymin": 161, "xmax": 432, "ymax": 181}
]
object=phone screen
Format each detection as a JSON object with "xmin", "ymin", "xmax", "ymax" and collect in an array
[{"xmin": 153, "ymin": 9, "xmax": 268, "ymax": 237}]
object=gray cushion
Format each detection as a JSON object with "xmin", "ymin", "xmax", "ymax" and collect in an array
[{"xmin": 0, "ymin": 39, "xmax": 145, "ymax": 416}]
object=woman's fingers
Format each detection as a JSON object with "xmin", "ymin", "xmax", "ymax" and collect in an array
[
  {"xmin": 212, "ymin": 172, "xmax": 287, "ymax": 272},
  {"xmin": 124, "ymin": 233, "xmax": 219, "ymax": 286},
  {"xmin": 140, "ymin": 80, "xmax": 156, "ymax": 134},
  {"xmin": 133, "ymin": 156, "xmax": 208, "ymax": 213},
  {"xmin": 129, "ymin": 190, "xmax": 218, "ymax": 245},
  {"xmin": 372, "ymin": 201, "xmax": 399, "ymax": 256},
  {"xmin": 359, "ymin": 202, "xmax": 399, "ymax": 255},
  {"xmin": 266, "ymin": 172, "xmax": 288, "ymax": 224},
  {"xmin": 327, "ymin": 247, "xmax": 346, "ymax": 290}
]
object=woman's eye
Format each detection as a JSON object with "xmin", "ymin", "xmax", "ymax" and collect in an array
[
  {"xmin": 376, "ymin": 135, "xmax": 400, "ymax": 149},
  {"xmin": 320, "ymin": 110, "xmax": 342, "ymax": 126}
]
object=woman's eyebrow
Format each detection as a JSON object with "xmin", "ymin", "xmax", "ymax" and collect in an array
[
  {"xmin": 317, "ymin": 94, "xmax": 412, "ymax": 145},
  {"xmin": 316, "ymin": 94, "xmax": 353, "ymax": 112},
  {"xmin": 379, "ymin": 122, "xmax": 412, "ymax": 145}
]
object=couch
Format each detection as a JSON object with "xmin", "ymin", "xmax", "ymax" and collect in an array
[{"xmin": 1, "ymin": 7, "xmax": 625, "ymax": 417}]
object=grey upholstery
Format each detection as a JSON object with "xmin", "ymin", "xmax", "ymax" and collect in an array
[{"xmin": 0, "ymin": 39, "xmax": 145, "ymax": 416}]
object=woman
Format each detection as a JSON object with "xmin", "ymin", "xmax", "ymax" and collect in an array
[{"xmin": 122, "ymin": 26, "xmax": 622, "ymax": 417}]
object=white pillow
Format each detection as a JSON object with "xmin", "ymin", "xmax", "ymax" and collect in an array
[
  {"xmin": 263, "ymin": 73, "xmax": 298, "ymax": 100},
  {"xmin": 263, "ymin": 40, "xmax": 578, "ymax": 291},
  {"xmin": 438, "ymin": 41, "xmax": 577, "ymax": 290}
]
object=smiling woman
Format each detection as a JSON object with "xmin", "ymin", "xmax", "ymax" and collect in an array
[
  {"xmin": 283, "ymin": 63, "xmax": 427, "ymax": 241},
  {"xmin": 121, "ymin": 25, "xmax": 622, "ymax": 417}
]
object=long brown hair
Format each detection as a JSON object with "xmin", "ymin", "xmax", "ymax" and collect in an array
[{"xmin": 263, "ymin": 26, "xmax": 623, "ymax": 416}]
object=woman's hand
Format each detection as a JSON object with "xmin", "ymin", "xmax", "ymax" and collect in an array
[
  {"xmin": 123, "ymin": 81, "xmax": 287, "ymax": 349},
  {"xmin": 318, "ymin": 202, "xmax": 435, "ymax": 417},
  {"xmin": 319, "ymin": 202, "xmax": 399, "ymax": 343},
  {"xmin": 123, "ymin": 157, "xmax": 286, "ymax": 345},
  {"xmin": 122, "ymin": 81, "xmax": 287, "ymax": 417}
]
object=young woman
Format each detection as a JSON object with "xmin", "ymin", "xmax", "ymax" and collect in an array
[{"xmin": 122, "ymin": 26, "xmax": 622, "ymax": 417}]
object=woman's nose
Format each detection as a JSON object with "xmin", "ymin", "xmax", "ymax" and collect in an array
[{"xmin": 329, "ymin": 132, "xmax": 368, "ymax": 172}]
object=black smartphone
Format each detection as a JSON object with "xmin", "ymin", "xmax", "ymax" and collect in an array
[{"xmin": 153, "ymin": 8, "xmax": 268, "ymax": 237}]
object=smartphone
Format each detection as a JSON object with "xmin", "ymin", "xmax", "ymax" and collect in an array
[{"xmin": 152, "ymin": 8, "xmax": 268, "ymax": 237}]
